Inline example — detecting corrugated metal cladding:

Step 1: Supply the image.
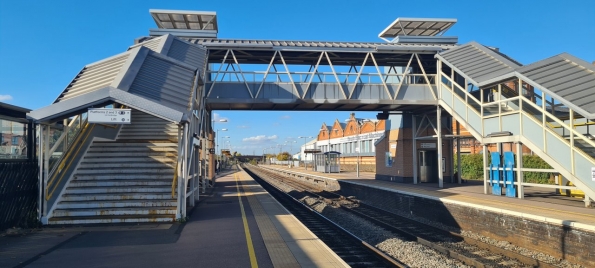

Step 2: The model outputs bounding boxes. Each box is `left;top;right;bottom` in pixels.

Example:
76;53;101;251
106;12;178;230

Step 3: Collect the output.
517;53;595;115
438;42;520;85
56;54;130;103
188;38;455;49
128;54;195;112
167;39;207;71
132;37;163;51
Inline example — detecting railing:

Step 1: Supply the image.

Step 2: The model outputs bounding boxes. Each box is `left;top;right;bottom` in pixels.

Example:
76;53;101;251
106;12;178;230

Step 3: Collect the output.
439;72;595;199
46;116;92;200
171;164;178;198
47;114;86;175
207;70;436;85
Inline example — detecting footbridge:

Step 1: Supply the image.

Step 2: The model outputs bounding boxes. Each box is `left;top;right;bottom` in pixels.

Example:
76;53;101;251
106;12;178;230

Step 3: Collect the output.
27;9;594;225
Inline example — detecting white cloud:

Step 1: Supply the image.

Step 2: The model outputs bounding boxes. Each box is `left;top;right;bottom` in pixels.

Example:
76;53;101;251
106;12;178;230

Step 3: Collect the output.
280;115;291;120
0;95;13;101
237;125;250;129
242;135;278;143
213;113;229;122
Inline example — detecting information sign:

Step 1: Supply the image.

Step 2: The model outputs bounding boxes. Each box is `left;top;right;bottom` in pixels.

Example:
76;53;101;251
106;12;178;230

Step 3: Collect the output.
420;143;436;149
88;108;131;124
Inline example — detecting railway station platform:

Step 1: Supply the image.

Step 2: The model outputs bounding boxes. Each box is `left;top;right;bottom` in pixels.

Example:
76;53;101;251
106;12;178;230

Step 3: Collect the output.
263;164;595;230
259;164;595;266
0;168;348;268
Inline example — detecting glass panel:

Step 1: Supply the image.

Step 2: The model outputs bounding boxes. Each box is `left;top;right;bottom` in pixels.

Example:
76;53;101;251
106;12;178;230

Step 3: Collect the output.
500;81;519;99
441;74;452;89
482;102;500;117
502;99;520;113
521;99;543;123
0;119;27;159
452;81;466;100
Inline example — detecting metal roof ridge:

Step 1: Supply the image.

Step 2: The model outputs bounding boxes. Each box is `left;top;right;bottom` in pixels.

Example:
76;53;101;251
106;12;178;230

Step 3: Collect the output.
191;37;440;45
519;52;595;74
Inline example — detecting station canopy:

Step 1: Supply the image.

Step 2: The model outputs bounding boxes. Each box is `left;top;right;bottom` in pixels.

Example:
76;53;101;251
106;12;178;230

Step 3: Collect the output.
379;18;457;38
150;9;218;32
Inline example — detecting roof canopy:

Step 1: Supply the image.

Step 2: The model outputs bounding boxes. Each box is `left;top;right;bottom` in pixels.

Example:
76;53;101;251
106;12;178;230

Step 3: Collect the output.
379;18;457;38
150;9;218;31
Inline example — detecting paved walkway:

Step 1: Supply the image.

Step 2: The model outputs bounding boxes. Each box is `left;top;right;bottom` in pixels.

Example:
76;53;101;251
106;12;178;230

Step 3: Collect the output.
0;168;347;268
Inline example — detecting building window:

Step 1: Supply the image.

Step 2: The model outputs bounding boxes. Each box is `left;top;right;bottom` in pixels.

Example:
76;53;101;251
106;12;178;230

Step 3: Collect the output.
12;136;18;145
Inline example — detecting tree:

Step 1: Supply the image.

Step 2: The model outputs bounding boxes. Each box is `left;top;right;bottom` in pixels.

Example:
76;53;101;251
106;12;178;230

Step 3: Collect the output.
276;151;291;161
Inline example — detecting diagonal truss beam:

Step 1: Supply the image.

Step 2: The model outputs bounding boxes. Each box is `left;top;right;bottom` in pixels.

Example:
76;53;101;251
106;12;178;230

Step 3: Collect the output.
393;54;415;100
206;49;230;98
370;53;393;100
278;51;300;99
229;50;254;98
348;53;370;99
415;53;437;100
324;51;347;99
255;50;278;98
302;52;324;99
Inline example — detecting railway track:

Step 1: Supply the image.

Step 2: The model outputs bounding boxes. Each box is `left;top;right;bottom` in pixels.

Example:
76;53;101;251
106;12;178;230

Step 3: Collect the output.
241;165;407;268
245;164;560;268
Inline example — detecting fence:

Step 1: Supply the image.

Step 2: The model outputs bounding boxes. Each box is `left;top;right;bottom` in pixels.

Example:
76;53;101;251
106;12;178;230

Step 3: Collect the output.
0;161;39;231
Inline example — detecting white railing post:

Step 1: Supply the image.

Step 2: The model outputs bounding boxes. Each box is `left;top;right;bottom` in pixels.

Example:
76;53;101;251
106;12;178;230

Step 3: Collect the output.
176;125;183;220
42;124;50;224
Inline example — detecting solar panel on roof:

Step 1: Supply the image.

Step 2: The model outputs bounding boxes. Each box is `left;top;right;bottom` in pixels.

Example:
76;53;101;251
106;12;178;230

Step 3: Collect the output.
379;18;457;38
150;9;218;32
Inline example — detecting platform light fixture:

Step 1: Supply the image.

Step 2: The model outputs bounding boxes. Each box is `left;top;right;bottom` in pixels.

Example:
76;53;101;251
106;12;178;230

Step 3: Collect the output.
298;136;313;170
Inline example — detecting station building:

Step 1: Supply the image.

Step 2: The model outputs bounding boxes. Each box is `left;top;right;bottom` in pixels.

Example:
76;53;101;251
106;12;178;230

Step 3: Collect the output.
312;113;385;171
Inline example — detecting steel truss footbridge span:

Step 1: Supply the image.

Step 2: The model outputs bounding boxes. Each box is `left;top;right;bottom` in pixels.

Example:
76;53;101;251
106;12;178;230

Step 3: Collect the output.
27;9;594;225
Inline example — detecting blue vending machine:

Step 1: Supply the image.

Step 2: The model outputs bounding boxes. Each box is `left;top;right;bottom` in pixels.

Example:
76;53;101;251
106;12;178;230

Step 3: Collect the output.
503;151;516;197
490;152;501;195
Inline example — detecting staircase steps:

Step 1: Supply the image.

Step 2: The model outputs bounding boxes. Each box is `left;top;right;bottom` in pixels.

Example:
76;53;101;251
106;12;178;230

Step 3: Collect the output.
70;179;171;187
48;110;180;225
61;193;174;201
48;215;175;225
56;200;177;209
52;207;177;217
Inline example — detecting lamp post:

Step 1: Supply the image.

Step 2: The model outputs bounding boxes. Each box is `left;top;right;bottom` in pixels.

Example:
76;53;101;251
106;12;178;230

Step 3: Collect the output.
216;129;228;171
222;136;230;168
278;144;283;154
286;140;296;166
212;119;227;174
346;118;370;177
298;136;313;170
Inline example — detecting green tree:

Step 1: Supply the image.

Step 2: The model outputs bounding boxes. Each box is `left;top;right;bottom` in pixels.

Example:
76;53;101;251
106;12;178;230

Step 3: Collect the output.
276;152;291;161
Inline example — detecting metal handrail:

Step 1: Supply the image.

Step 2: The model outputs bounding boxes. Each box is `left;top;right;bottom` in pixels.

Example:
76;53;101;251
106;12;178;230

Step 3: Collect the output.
441;82;481;118
171;163;178;198
46;120;93;200
441;74;482;105
444;77;595;163
48;115;84;176
208;70;436;84
520;96;595;155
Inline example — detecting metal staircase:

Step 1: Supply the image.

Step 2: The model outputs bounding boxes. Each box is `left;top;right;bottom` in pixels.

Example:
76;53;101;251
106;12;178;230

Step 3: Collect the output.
48;110;180;224
438;66;595;206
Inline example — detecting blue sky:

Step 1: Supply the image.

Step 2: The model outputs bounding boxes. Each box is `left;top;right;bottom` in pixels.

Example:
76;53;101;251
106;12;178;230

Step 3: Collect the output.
1;0;594;155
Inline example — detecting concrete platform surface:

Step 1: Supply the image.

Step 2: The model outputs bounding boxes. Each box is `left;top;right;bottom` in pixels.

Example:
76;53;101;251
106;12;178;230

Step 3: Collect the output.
0;168;348;268
266;165;595;232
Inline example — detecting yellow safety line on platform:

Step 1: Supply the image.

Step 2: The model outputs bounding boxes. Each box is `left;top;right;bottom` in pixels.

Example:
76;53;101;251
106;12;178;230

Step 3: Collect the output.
235;173;258;268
